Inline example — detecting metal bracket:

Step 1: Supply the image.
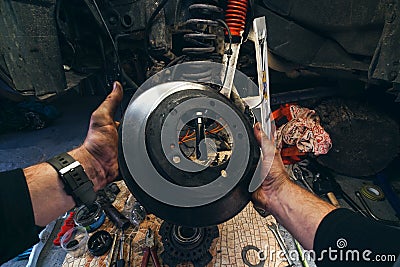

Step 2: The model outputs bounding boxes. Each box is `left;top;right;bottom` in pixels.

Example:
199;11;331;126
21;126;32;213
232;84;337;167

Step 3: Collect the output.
246;17;272;139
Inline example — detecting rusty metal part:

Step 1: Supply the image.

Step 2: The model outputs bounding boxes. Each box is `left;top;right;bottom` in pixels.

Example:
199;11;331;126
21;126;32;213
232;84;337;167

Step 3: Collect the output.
159;222;219;267
355;191;400;227
241;245;265;267
292;165;315;194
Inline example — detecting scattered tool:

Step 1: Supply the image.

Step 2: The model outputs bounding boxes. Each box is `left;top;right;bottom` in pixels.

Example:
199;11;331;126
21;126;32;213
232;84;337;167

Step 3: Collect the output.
307;161;340;207
141;228;161;267
266;221;295;267
313;176;340;207
97;190;130;230
303;162;370;216
53;212;75;246
104;182;121;203
74;202;106;233
293;238;309;267
355;191;400;227
292;165;315;193
107;233;118;267
360;184;385;201
241;245;265;267
88;230;112;256
332;182;368;217
114;230;126;267
127;237;132;267
15;247;33;261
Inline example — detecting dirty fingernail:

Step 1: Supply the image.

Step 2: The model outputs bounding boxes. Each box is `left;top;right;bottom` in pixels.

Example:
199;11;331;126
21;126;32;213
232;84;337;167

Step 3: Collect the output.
113;82;120;91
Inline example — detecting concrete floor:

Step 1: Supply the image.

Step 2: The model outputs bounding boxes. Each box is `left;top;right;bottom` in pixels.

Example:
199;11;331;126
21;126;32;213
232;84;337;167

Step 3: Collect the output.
0;92;103;171
0;91;106;267
0;90;399;266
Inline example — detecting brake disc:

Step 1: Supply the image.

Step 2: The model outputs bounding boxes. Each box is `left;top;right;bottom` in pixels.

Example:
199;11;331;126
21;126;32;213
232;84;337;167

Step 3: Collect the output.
119;62;264;227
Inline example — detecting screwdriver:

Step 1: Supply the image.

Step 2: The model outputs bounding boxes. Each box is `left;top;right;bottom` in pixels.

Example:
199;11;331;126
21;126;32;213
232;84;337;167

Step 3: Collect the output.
127;237;132;267
115;230;125;267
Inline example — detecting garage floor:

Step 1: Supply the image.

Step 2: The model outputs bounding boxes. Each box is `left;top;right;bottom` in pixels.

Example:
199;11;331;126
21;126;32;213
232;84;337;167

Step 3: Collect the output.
0;91;106;267
0;90;399;267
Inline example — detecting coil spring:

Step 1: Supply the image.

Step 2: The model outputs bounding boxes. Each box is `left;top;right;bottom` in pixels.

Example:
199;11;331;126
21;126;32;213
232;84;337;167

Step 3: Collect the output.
225;0;248;37
180;1;224;81
182;1;224;58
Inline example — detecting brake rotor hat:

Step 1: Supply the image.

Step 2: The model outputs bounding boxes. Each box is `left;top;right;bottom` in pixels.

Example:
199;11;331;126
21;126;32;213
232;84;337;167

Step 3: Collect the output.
119;61;275;227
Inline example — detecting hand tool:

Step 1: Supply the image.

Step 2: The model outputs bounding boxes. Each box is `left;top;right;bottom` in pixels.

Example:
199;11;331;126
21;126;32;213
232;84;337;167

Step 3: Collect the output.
325;178;368;217
88;230;112;256
141;228;161;267
97;190;131;230
292;165;315;193
313;176;340;207
293;238;309;267
107;233;118;267
127;237;132;267
252;16;272;138
114;230;126;267
340;189;368;217
15;247;33;261
104;183;121;203
308;161;340;207
355;191;400;227
304;162;369;216
53;212;75;246
266;221;295;267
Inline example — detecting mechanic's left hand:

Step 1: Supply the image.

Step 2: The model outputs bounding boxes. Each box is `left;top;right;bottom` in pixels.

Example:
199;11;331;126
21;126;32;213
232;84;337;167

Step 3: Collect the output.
71;81;123;191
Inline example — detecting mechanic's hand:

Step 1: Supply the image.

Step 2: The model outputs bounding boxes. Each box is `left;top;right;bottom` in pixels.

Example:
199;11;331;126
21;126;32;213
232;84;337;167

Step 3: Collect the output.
71;82;123;191
252;122;290;212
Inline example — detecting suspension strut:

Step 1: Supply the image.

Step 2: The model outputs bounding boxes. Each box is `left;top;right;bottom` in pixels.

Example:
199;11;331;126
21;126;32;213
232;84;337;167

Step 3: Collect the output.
224;0;249;41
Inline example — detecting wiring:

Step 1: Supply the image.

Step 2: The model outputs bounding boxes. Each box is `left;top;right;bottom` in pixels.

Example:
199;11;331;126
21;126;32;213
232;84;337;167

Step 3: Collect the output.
217;19;233;92
89;0;139;93
179;123;227;144
91;0;120;69
55;0;77;70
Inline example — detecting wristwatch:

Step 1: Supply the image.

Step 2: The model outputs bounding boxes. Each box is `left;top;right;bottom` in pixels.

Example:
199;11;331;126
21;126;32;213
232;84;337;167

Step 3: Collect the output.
47;152;96;207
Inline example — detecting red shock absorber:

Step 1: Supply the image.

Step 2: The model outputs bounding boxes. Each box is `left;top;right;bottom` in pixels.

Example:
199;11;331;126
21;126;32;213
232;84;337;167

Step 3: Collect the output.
225;0;249;38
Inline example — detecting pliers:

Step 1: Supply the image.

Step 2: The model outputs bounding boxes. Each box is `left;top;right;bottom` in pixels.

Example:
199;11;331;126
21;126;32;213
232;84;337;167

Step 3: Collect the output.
141;228;161;267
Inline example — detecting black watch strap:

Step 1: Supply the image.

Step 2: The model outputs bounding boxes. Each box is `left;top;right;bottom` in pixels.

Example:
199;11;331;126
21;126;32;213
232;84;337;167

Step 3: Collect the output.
47;153;96;207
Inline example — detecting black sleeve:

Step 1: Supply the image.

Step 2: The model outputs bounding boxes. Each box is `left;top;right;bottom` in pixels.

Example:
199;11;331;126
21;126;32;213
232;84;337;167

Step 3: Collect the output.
314;208;400;267
0;169;41;264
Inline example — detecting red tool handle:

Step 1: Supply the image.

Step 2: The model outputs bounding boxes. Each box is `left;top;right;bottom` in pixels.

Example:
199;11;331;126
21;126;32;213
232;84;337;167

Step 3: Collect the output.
141;248;150;267
53;212;75;246
150;247;161;267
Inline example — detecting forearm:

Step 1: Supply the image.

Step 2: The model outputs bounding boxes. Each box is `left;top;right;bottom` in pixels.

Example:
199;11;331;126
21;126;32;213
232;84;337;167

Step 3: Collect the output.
266;176;336;249
24;147;105;227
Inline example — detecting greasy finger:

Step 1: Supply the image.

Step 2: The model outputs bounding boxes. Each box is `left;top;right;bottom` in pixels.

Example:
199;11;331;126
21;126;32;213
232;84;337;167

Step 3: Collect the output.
253;123;274;153
98;81;124;117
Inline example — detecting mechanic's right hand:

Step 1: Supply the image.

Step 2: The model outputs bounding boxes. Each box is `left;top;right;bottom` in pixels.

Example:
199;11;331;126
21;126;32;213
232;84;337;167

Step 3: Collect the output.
252;122;291;213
